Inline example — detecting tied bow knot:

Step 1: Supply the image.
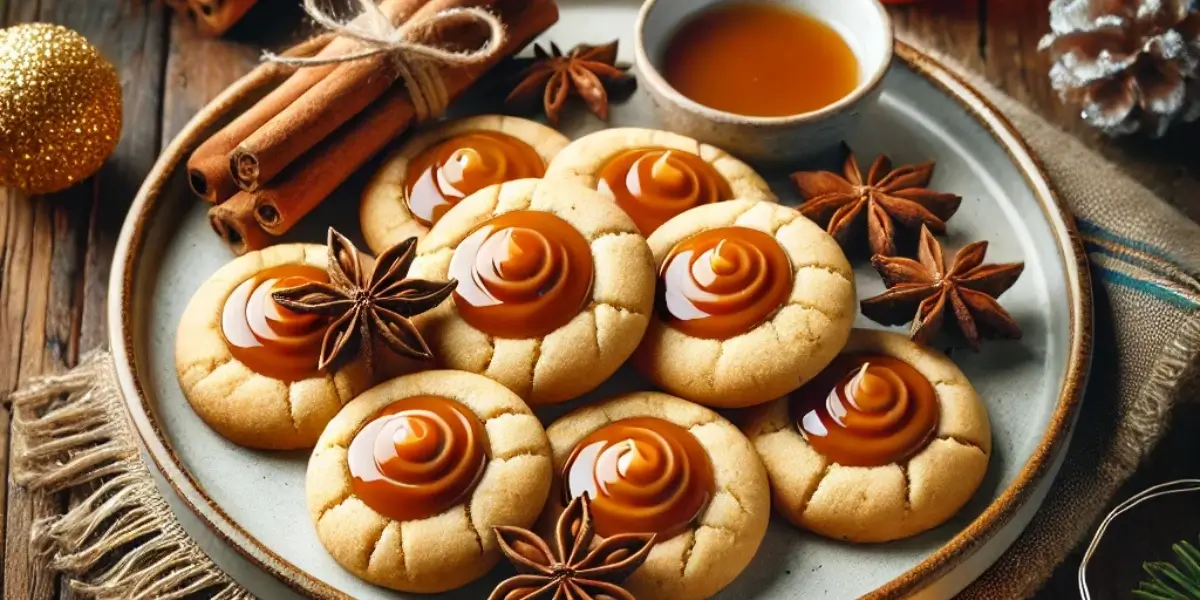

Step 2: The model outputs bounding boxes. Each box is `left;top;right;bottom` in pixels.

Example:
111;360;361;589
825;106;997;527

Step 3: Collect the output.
264;0;507;121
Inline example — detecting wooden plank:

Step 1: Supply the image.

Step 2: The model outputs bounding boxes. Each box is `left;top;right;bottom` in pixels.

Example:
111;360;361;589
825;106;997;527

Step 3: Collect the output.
889;0;986;74
72;0;170;352
159;1;309;145
0;9;29;582
0;3;169;600
4;0;36;22
4;196;57;600
0;188;35;600
53;4;170;600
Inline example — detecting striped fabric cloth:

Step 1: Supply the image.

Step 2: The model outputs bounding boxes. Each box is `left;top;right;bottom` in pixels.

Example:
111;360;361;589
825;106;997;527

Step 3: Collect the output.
914;41;1200;598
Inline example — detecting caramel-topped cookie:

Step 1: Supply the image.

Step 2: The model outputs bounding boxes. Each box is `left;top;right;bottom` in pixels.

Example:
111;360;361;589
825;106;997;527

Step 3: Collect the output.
543;392;770;600
307;370;552;592
408;177;656;405
743;329;992;542
175;244;370;450
361;115;570;253
633;199;856;408
544;127;776;235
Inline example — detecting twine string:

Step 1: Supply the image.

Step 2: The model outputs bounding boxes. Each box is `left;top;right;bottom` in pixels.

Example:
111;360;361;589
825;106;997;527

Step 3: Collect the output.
263;0;506;120
1078;478;1200;599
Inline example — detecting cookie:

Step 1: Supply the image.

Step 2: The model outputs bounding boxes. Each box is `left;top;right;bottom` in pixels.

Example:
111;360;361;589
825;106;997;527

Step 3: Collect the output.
361;115;570;253
543;127;776;235
742;328;992;542
306;370;553;592
408;177;656;405
632;199;856;408
175;243;370;450
542;391;770;600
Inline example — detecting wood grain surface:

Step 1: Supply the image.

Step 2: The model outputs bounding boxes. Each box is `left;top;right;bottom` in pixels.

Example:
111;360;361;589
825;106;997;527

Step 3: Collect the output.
0;0;1196;598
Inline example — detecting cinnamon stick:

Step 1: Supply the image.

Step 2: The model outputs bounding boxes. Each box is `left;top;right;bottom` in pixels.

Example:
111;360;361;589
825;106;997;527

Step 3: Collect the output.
251;0;557;237
185;0;426;204
208;194;273;255
229;0;497;193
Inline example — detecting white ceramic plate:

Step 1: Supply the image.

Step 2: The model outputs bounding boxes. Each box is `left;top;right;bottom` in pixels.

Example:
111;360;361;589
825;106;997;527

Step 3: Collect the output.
111;2;1092;598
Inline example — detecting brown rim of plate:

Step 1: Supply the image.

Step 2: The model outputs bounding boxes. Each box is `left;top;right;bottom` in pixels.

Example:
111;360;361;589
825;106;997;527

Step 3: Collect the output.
108;40;1093;600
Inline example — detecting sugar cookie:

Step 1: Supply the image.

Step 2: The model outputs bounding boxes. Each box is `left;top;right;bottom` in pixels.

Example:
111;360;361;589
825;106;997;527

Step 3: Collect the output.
633;199;855;407
408;177;655;405
306;370;552;592
175;243;370;450
743;328;992;542
542;391;770;600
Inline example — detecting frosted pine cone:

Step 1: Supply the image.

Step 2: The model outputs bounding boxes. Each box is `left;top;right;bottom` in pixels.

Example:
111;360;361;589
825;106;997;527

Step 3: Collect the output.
1040;0;1200;136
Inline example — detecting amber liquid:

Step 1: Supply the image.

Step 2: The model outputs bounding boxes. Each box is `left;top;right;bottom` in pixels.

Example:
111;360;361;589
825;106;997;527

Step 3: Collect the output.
662;2;860;117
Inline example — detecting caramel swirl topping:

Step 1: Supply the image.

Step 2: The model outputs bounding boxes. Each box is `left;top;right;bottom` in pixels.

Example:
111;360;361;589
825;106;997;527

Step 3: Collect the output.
221;264;330;382
348;395;488;522
563;417;714;539
598;147;733;234
658;226;793;340
791;354;940;467
449;210;593;339
405;131;547;226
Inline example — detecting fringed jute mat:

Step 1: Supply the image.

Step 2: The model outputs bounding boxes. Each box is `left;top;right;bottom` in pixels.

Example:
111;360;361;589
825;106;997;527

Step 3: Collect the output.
10;351;249;600
8;40;1200;599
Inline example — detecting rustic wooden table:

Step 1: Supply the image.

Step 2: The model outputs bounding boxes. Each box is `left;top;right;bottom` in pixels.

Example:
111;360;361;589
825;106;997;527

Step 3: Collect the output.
1;1;1197;598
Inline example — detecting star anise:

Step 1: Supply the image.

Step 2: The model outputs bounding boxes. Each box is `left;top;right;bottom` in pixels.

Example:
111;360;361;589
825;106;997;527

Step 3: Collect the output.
505;41;635;125
792;146;962;257
271;228;455;373
861;226;1025;350
490;495;655;600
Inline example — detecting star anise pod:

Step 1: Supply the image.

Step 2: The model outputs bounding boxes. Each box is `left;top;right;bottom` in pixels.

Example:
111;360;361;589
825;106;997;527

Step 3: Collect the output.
505;41;635;125
860;226;1024;351
792;146;962;257
490;495;655;600
271;228;456;373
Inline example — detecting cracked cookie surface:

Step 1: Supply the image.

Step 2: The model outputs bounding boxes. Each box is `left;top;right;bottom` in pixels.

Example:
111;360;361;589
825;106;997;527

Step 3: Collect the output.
542;391;770;600
306;369;552;592
633;199;856;408
174;243;370;450
742;328;992;542
408;177;656;405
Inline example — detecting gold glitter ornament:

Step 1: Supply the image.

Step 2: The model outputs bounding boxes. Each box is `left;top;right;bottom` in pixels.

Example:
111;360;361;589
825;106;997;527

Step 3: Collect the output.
0;23;122;194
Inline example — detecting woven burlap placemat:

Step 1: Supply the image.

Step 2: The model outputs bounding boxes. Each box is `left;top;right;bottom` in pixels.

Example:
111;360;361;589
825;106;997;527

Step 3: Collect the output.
8;40;1200;599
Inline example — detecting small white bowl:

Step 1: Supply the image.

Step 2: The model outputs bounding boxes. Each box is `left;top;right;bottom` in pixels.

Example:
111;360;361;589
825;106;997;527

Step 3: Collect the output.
635;0;894;165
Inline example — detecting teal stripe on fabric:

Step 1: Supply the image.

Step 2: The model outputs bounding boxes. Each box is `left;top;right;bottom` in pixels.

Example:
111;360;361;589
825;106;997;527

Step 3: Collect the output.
1077;218;1193;274
1076;217;1200;310
1089;261;1200;311
1084;236;1190;283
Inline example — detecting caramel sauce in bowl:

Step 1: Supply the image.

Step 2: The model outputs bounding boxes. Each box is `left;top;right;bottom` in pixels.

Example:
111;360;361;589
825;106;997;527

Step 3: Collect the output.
662;3;860;118
634;0;894;163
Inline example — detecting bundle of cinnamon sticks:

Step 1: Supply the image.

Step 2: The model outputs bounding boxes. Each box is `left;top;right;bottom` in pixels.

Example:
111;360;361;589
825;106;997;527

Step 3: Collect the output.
191;0;559;254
